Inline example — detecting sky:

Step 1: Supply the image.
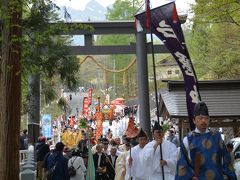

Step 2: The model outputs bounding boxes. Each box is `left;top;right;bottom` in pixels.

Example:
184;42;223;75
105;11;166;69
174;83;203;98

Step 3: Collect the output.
54;0;195;14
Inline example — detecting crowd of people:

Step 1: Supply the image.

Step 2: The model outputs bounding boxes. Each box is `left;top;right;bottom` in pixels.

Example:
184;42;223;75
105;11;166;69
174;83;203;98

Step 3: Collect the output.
20;101;238;180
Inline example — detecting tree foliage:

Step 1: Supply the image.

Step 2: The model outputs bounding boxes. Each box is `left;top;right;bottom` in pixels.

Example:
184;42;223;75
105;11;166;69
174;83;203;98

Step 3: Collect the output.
106;0;142;20
188;0;240;79
20;0;87;114
22;0;80;87
193;0;240;26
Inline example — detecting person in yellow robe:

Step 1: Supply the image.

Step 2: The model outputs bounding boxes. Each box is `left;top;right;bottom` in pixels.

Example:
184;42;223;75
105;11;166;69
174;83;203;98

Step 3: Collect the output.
61;130;67;145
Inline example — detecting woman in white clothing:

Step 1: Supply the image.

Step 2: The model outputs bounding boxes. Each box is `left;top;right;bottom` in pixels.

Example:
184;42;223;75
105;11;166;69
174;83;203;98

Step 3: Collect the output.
68;149;86;180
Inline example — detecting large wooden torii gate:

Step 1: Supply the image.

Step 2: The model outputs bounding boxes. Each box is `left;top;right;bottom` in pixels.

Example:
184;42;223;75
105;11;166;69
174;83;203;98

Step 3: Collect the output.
28;17;187;144
64;20;169;138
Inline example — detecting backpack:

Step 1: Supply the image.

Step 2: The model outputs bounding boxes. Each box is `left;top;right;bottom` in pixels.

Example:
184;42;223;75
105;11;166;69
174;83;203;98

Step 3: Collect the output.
45;161;58;180
68;157;81;177
23;137;28;149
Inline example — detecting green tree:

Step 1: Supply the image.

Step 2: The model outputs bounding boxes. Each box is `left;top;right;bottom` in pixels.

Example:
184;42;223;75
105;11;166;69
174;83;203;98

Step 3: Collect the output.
0;0;22;179
188;0;240;79
21;0;90;117
22;0;80;88
21;0;86;144
0;0;87;177
106;0;142;20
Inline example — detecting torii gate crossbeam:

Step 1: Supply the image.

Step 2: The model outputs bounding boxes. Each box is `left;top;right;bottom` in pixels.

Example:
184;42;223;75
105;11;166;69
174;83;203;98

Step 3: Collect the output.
56;21;169;55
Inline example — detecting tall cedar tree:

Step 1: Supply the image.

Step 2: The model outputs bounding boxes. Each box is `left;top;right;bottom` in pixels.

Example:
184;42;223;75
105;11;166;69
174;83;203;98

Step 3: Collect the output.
0;0;22;179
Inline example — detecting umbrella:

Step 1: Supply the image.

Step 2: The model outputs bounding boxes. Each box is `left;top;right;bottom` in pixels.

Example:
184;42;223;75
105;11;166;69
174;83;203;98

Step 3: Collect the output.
111;98;125;105
124;117;139;139
115;98;125;101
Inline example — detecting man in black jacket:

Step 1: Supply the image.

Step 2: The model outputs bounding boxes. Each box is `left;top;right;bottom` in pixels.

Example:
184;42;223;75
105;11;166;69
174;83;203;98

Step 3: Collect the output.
36;136;50;179
93;144;107;180
19;129;28;150
106;147;118;180
44;142;69;180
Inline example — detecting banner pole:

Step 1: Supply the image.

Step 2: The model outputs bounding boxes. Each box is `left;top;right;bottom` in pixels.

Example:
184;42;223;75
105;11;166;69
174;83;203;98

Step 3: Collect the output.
146;0;165;179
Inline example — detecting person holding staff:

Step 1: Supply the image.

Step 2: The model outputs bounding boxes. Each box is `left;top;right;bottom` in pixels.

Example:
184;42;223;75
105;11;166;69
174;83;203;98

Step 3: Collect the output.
140;122;178;180
126;128;149;180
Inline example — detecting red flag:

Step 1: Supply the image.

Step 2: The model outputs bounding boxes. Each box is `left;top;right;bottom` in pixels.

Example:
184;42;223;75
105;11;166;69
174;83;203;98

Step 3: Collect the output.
88;88;93;105
172;3;178;23
135;18;143;32
145;0;150;29
83;97;89;116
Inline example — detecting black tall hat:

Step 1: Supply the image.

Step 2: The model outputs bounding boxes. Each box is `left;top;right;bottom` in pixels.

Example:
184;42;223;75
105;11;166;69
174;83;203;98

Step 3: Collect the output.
125;137;131;143
152;121;163;132
137;128;148;138
102;138;109;144
194;101;209;117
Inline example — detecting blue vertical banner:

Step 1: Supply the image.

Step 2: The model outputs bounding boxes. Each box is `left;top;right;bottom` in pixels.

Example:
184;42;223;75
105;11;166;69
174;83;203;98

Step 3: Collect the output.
41;114;52;138
135;2;201;130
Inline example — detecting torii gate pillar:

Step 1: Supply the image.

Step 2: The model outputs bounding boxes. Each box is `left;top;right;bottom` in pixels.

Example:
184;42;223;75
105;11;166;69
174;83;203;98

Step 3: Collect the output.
136;32;152;139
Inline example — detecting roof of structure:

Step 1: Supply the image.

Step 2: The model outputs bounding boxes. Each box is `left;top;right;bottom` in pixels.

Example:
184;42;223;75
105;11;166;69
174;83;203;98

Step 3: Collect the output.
157;56;178;67
160;80;240;119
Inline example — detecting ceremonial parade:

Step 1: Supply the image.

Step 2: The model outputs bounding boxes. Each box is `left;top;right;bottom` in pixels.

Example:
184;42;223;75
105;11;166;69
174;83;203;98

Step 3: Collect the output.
25;97;238;180
1;0;240;180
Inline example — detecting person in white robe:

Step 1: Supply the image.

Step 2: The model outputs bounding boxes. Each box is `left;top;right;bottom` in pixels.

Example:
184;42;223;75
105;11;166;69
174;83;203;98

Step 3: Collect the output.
139;122;178;180
126;129;149;180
